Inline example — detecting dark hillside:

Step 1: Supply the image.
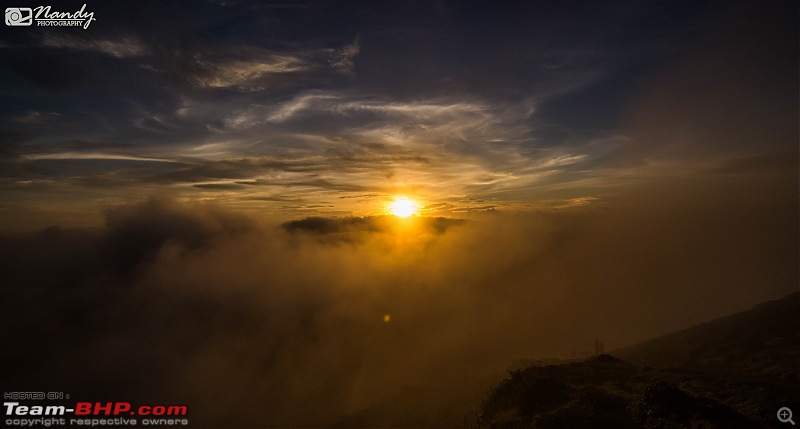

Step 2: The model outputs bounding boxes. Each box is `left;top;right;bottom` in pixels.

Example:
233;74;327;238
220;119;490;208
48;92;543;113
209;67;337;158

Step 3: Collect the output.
615;292;800;379
476;293;800;429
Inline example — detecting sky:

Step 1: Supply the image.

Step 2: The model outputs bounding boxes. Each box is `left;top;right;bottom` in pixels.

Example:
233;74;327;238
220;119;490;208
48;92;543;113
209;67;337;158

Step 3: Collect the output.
0;0;794;228
0;0;798;427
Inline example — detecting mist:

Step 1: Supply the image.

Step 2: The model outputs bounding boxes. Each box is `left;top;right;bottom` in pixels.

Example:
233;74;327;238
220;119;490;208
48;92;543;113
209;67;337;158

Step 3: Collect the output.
1;172;796;426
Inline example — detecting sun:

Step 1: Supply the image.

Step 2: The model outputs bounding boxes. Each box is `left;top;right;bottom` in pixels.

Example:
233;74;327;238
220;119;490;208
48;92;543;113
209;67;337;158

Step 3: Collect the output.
388;197;419;217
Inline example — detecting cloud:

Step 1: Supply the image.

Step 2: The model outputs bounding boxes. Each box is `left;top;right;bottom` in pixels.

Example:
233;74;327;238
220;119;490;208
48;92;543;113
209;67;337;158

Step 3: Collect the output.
328;36;360;75
40;35;151;58
170;39;361;92
282;214;463;237
23;152;175;162
192;183;246;190
11;110;67;125
1;191;795;426
0;0;795;229
0;91;549;207
190;54;311;90
283;178;367;192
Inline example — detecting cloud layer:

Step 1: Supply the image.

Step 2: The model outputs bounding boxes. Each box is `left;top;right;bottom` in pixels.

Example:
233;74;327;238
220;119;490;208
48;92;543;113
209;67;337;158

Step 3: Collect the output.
2;187;796;426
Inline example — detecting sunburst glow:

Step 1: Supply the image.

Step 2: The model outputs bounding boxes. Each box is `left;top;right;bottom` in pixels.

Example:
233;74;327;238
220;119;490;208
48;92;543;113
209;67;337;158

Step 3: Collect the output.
388;197;419;217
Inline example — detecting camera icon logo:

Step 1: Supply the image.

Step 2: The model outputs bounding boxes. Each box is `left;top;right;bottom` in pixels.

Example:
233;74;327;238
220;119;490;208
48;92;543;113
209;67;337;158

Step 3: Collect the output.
5;7;33;26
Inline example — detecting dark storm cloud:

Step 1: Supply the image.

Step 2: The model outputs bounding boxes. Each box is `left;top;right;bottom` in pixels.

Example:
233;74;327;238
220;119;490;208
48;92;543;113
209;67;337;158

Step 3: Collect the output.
1;187;796;426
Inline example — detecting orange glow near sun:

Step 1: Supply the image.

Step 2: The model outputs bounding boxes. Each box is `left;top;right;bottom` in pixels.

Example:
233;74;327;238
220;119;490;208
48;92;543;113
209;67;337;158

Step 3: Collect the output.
388;197;419;217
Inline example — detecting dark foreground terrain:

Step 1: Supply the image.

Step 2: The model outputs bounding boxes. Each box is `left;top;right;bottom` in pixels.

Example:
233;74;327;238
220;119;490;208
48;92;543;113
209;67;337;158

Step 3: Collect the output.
475;293;799;429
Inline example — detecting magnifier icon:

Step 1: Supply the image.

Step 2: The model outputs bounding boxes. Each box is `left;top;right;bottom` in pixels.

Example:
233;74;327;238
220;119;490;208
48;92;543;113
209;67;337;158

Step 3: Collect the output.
778;407;795;425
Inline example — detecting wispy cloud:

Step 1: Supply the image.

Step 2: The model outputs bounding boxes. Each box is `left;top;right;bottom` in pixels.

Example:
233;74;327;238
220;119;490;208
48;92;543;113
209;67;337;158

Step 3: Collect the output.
171;38;361;92
0;86;615;217
22;152;176;163
190;55;310;90
1;0;793;225
327;36;360;75
40;35;151;58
